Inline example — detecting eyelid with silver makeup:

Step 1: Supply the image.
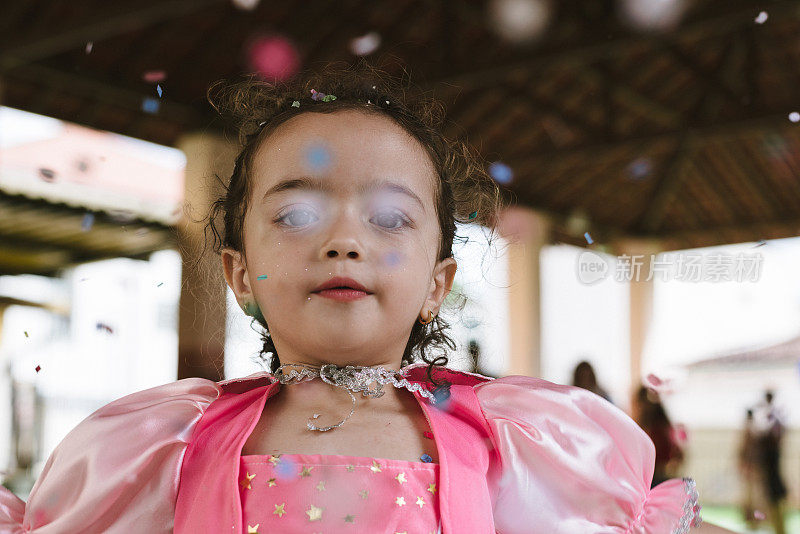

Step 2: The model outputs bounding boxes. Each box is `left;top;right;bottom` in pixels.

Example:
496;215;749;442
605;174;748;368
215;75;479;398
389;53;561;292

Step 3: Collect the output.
272;204;413;231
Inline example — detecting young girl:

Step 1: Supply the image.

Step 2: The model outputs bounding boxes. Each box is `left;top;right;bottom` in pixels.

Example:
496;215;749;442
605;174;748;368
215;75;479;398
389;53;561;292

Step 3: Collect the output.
0;64;735;533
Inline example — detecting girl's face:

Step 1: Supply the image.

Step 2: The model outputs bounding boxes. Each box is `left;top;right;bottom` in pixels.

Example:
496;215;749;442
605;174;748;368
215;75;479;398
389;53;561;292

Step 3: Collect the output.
222;110;457;369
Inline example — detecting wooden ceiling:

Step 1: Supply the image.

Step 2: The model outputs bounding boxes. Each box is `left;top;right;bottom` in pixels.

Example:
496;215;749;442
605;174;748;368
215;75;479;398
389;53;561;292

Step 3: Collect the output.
1;0;800;255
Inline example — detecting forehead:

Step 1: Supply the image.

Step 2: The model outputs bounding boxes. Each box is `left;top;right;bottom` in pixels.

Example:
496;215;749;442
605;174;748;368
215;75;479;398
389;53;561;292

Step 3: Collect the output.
251;110;437;201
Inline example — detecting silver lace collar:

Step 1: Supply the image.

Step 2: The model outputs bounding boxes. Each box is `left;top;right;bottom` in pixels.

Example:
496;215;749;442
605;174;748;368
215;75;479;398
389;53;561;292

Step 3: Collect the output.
274;363;438;432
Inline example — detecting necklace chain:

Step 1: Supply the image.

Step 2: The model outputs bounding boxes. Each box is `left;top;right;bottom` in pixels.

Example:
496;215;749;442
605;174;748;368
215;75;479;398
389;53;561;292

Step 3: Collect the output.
274;363;437;432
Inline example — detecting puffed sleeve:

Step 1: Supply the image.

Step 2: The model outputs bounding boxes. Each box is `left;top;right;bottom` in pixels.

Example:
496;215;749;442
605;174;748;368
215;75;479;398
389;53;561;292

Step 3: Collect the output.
0;377;220;534
475;376;703;534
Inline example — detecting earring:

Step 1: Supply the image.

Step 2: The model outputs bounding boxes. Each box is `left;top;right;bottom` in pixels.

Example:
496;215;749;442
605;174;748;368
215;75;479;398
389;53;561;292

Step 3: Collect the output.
418;310;434;325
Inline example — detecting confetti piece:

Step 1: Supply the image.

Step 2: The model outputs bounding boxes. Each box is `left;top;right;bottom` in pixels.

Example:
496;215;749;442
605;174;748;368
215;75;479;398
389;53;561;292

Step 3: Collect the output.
24;331;28;338
321;94;336;102
141;97;160;114
96;322;114;334
423;431;433;439
755;11;768;24
156;84;163;98
38;168;56;182
310;89;325;101
753;240;767;248
789;111;800;123
305;142;332;172
248;35;300;81
157;282;164;287
257;274;268;280
291;100;300;107
85;41;93;54
754;510;766;520
645;373;663;387
231;0;261;10
420;454;433;463
349;32;381;56
142;70;166;83
584;232;593;244
469;211;478;220
35;365;41;373
81;213;95;232
627;157;652;180
383;251;403;267
488;161;513;184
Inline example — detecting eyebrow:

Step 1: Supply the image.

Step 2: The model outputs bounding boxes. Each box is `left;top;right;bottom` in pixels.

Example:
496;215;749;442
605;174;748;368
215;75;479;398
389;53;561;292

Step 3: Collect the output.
261;176;426;211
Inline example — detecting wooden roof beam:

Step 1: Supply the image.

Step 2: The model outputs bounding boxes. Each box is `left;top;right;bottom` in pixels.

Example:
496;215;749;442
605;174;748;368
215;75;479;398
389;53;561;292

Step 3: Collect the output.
0;0;226;71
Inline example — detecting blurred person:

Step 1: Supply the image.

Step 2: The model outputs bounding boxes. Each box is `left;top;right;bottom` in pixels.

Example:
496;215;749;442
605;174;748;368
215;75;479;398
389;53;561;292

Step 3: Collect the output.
572;360;613;404
753;390;788;534
738;409;765;531
632;385;685;489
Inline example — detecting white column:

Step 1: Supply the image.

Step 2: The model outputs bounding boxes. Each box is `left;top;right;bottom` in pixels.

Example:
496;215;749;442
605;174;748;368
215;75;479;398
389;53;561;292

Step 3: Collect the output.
497;207;551;378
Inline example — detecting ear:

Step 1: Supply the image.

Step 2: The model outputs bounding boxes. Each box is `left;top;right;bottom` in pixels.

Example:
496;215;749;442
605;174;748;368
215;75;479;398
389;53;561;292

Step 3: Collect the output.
422;257;458;317
221;247;253;307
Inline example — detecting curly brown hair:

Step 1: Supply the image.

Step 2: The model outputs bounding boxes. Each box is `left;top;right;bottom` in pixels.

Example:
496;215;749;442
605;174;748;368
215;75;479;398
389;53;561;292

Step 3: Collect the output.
205;61;503;386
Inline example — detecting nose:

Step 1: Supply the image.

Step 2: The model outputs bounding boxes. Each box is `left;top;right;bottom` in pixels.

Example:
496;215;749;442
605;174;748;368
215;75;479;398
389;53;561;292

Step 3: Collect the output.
326;248;359;259
320;207;363;260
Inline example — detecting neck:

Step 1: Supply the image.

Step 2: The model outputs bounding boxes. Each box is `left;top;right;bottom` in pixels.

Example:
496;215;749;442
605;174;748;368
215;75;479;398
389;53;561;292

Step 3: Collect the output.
272;361;409;414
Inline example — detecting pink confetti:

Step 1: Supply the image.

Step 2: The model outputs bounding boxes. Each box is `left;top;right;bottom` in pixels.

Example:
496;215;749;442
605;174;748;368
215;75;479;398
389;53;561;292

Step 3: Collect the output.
247;35;300;81
142;70;167;83
754;510;765;520
645;373;663;387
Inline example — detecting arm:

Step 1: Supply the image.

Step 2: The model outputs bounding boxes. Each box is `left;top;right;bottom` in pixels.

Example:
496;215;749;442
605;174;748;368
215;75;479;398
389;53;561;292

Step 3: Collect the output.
694;521;738;533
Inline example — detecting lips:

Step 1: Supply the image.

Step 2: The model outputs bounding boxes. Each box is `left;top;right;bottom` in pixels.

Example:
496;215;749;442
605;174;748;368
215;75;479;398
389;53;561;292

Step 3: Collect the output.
312;276;373;294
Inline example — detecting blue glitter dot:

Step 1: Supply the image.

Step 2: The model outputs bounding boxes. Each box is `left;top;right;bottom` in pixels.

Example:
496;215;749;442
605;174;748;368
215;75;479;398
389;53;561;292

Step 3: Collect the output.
384;250;403;267
275;458;299;479
305;143;332;172
141;97;160;114
420;454;432;463
488;161;513;184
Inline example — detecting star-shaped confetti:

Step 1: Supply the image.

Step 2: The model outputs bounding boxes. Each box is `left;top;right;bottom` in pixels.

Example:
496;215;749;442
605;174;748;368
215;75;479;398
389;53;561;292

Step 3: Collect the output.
240;471;256;490
369;460;382;473
247;524;259;533
395;496;406;506
395;472;407;484
346;464;355;472
300;466;314;477
359;489;369;499
344;514;355;523
316;481;326;491
267;477;276;487
416;496;426;508
268;454;281;466
292;100;300;107
306;504;323;521
427;483;437;494
273;503;286;517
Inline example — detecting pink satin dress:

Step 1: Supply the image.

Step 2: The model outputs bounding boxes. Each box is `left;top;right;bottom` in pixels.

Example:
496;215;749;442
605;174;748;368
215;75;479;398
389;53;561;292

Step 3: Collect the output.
238;453;440;533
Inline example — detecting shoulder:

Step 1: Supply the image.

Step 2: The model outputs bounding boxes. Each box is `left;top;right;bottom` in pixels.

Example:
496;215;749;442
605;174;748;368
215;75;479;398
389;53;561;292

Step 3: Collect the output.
474;375;703;533
17;377;221;532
